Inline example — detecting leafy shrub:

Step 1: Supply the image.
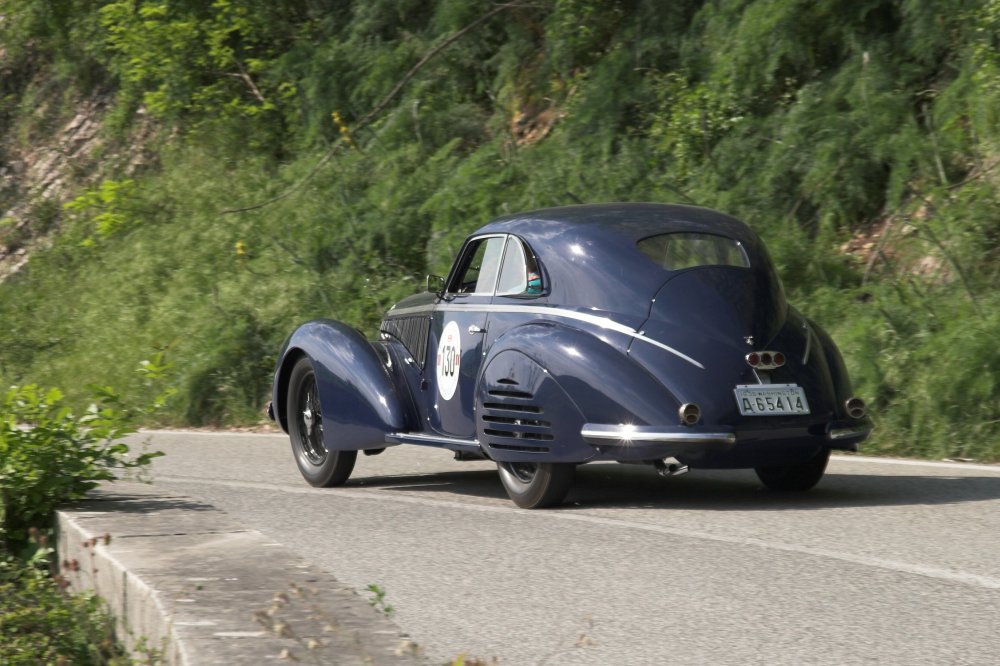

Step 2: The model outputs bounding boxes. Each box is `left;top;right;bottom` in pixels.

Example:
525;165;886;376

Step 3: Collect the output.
0;554;127;665
0;385;162;551
831;291;1000;462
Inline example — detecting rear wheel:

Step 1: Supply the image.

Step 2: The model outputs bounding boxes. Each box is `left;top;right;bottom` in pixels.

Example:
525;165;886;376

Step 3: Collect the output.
755;448;830;492
287;357;357;487
497;461;574;508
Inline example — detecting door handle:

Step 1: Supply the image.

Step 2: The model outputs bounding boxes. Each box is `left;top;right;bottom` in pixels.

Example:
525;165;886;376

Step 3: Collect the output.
468;325;486;334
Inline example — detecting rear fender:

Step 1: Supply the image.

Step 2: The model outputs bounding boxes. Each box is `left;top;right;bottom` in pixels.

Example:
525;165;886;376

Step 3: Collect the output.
273;320;410;451
478;322;680;462
477;349;585;462
809;319;854;415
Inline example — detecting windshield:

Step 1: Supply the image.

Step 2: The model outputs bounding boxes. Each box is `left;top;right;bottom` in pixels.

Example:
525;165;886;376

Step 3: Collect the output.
638;232;750;271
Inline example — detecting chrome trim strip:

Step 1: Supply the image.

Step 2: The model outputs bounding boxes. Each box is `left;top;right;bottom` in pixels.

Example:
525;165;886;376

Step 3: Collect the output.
581;424;736;445
387;303;705;369
630;330;705;369
386;305;437;316
802;321;812;365
385;432;479;447
827;425;873;441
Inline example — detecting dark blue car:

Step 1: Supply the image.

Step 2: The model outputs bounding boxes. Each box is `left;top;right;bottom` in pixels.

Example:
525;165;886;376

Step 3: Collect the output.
270;203;872;508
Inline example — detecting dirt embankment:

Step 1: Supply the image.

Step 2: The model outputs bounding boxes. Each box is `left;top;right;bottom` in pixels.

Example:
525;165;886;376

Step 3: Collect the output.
0;91;154;281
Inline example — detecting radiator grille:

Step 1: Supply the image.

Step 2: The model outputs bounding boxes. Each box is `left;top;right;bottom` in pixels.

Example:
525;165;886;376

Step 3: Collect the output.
379;316;430;368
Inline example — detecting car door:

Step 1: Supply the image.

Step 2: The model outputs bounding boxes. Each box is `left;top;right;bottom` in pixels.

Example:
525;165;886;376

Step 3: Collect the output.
428;235;506;438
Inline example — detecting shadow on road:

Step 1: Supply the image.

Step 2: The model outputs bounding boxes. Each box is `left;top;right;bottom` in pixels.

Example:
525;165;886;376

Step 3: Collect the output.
347;462;1000;512
76;491;218;514
568;464;1000;511
349;468;508;501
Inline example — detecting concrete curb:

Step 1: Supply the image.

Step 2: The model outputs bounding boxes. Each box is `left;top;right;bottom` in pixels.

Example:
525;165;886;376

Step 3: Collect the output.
56;480;425;665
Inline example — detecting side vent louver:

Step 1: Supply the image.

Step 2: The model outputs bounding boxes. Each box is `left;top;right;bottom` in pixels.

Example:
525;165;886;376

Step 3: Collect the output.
480;381;552;453
487;389;534;399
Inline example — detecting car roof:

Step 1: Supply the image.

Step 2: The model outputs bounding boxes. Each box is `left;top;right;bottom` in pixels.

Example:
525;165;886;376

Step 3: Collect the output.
467;203;778;318
475;203;762;248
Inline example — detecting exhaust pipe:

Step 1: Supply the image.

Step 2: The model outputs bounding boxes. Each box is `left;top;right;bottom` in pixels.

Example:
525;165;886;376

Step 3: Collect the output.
654;457;689;477
845;397;866;419
678;403;700;426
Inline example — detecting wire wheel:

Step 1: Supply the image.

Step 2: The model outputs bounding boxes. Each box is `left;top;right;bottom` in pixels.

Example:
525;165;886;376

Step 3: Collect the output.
295;370;326;465
755;447;830;492
497;461;574;509
287;357;356;487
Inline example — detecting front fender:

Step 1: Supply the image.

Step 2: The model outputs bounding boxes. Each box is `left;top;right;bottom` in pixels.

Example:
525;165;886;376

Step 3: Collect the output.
272;320;410;451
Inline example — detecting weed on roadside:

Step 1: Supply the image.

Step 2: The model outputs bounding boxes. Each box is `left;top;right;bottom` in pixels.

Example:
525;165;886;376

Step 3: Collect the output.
0;545;127;665
366;582;395;618
253;581;422;663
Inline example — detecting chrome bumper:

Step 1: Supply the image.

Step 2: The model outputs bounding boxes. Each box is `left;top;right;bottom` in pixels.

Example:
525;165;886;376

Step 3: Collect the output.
581;423;736;445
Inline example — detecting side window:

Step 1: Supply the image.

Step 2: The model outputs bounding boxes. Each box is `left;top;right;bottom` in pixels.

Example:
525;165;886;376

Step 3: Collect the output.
496;237;543;296
449;236;506;294
496;239;527;295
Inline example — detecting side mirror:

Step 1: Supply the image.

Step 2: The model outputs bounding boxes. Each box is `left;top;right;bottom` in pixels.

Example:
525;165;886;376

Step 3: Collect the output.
426;274;445;295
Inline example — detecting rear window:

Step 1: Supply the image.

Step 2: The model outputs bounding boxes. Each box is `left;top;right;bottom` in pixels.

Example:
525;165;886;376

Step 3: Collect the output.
637;233;750;271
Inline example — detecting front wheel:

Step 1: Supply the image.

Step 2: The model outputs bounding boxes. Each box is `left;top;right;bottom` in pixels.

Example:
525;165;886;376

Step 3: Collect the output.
497;461;574;509
287;357;357;487
754;448;830;492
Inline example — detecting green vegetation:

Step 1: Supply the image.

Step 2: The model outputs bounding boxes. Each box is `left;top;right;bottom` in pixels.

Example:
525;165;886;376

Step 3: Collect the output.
0;383;161;664
1;553;129;665
0;384;162;552
1;1;999;459
366;582;396;617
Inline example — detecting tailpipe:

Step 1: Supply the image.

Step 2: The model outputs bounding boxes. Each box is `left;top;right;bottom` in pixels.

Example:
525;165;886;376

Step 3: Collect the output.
678;403;701;426
845;397;867;420
654;457;689;477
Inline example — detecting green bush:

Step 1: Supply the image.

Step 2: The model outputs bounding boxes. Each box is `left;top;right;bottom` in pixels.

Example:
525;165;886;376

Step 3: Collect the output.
0;553;128;665
0;385;162;551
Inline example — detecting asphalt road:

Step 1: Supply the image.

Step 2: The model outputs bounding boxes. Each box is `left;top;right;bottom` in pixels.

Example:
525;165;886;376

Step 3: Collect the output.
132;430;1000;665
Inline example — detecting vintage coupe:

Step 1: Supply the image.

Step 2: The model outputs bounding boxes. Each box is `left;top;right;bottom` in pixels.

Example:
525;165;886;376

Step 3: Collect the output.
269;203;872;508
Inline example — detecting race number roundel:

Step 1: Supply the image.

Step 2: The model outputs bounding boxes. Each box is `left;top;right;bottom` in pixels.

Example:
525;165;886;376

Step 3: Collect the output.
436;320;462;401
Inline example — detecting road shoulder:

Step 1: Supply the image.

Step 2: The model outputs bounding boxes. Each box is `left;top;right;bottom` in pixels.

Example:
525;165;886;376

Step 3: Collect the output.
57;479;425;665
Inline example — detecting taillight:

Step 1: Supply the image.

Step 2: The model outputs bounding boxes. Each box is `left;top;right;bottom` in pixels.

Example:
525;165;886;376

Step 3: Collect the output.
745;351;786;370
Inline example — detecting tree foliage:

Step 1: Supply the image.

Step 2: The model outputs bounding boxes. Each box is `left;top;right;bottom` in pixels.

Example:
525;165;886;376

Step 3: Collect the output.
1;0;1000;458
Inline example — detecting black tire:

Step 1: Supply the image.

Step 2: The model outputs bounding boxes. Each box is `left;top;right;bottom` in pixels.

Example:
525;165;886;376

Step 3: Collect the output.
755;448;830;492
497;461;574;509
287;356;357;487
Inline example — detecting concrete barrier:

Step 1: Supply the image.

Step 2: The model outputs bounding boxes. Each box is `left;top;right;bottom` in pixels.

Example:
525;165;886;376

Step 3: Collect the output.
56;480;425;665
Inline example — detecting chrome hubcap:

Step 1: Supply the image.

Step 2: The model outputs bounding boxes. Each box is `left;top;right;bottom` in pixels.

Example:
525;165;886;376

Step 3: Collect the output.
297;376;326;465
506;462;537;484
303;406;315;438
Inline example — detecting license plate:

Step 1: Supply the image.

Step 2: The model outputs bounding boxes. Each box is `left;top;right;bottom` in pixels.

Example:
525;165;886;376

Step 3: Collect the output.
734;384;810;416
